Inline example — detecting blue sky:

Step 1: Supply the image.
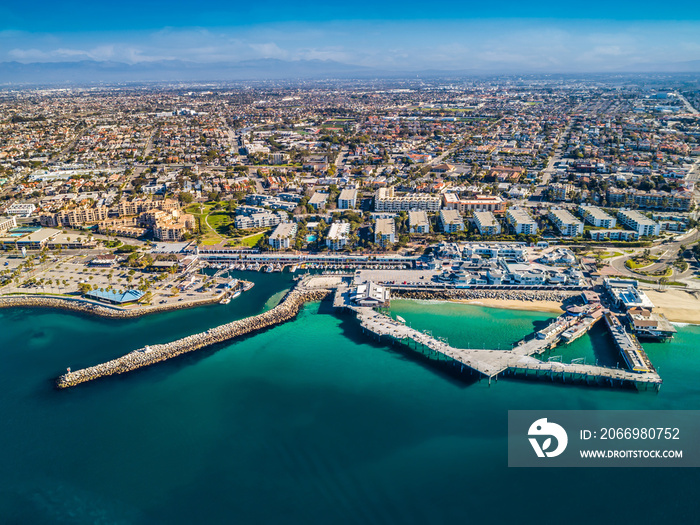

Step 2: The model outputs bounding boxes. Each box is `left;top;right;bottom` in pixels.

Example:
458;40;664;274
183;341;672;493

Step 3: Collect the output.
1;1;700;71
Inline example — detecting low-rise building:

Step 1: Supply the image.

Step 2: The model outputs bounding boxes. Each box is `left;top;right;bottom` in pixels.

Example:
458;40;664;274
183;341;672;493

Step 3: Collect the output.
506;207;538;235
588;229;639;241
308;192;329;211
269;222;297;250
326;222;351;250
6;202;36;217
0;216;17;234
578;204;617;228
337;188;358;209
473;211;501;236
408;210;430;234
374;218;396;248
617;210;660;237
440;209;465;233
548;208;584;237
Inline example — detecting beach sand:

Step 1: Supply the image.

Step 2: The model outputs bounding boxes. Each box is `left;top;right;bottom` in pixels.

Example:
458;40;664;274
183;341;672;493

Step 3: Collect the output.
451;298;564;314
643;289;700;324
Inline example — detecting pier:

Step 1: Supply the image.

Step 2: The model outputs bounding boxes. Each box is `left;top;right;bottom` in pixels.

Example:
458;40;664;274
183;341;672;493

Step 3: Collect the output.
343;294;662;390
56;287;330;388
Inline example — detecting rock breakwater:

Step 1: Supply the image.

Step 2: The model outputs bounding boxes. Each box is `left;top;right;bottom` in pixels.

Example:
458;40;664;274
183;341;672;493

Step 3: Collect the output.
0;294;221;318
56;288;330;388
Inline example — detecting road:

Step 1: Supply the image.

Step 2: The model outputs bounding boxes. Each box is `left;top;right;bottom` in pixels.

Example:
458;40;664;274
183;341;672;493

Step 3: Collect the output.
677;92;700;115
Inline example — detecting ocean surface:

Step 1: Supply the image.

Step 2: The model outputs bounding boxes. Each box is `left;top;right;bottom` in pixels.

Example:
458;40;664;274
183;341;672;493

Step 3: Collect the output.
2;272;700;524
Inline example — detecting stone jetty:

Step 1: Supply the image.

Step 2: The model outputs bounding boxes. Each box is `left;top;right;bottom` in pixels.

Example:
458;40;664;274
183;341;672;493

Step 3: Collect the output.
0;294;222;318
392;288;576;303
56;288;330;388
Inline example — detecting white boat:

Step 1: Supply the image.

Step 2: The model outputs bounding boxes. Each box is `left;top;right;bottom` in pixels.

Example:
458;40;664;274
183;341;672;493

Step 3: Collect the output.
230;289;242;299
219;297;231;305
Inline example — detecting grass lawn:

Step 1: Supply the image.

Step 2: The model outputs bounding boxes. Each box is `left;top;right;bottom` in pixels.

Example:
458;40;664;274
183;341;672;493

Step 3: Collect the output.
599;251;622;259
625;258;653;270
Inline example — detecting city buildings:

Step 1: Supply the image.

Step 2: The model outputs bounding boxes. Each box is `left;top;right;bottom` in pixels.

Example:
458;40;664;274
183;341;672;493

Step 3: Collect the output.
440;209;465;233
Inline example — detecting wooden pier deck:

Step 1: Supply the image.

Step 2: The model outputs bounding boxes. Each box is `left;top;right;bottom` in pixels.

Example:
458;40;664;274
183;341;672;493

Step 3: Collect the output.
351;306;662;389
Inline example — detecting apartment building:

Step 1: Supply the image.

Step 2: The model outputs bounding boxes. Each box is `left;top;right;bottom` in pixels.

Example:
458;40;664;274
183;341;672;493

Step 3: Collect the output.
588;229;639;241
473;211;501;236
375;187;441;212
374;218;396;248
440;209;465;233
269;222;297;250
326;222;351;250
442;193;505;214
6;202;36;217
0;216;17;234
506;207;538;235
617;209;661;237
606;188;693;212
548;209;584;237
308;192;329;211
235;211;286;229
408;210;430;234
337;188;358;209
578;204;617;228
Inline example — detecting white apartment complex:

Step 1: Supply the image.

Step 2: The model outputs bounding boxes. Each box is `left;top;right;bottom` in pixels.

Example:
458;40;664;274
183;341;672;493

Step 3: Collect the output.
408;211;430;234
269;222;298;250
578;204;617;228
506;207;538;235
548;209;584;237
374;218;396;248
326;222;351;250
337;188;358;209
473;211;501;236
617;210;661;237
440;209;465;233
0;216;17;234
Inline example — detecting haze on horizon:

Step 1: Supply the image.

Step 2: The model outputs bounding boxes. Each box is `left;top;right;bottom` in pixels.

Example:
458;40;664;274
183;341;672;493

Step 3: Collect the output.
2;0;700;75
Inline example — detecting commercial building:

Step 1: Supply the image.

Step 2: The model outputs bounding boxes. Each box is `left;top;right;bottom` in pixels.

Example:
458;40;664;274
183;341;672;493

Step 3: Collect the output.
548;209;584;237
351;281;390;307
506;207;538;235
408;211;430;234
375;187;441;212
617;210;661;237
326;222;351;250
473;211;501;236
374;218;396;248
337;188;358;209
269;222;297;250
440;209;465;233
578;205;617;228
84;289;145;305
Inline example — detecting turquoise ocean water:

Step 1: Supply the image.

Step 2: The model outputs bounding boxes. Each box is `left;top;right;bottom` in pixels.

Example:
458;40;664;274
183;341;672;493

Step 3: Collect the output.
1;273;700;523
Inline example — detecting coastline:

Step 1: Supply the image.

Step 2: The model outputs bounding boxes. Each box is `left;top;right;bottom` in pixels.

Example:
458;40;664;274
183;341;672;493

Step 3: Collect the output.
643;289;700;325
0;293;223;318
448;298;564;314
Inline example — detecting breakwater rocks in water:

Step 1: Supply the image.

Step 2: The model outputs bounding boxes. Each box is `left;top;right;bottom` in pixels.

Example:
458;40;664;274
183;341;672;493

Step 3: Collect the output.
0;294;221;318
392;288;577;303
56;288;330;389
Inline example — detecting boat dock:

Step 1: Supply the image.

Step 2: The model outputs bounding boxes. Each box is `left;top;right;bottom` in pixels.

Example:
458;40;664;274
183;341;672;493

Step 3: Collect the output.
346;302;662;390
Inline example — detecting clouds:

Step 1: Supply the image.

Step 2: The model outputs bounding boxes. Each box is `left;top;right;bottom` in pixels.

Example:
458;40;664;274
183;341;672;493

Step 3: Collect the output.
0;19;699;72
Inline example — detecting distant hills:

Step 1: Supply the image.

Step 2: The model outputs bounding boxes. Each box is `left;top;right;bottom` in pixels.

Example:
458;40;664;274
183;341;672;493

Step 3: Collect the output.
1;58;700;85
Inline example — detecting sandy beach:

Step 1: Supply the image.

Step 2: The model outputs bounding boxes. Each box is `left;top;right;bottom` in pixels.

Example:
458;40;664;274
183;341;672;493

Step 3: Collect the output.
451;298;565;314
643;288;700;324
